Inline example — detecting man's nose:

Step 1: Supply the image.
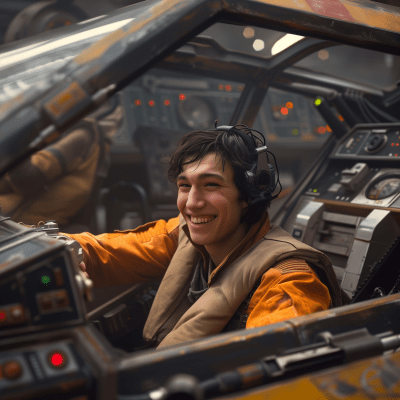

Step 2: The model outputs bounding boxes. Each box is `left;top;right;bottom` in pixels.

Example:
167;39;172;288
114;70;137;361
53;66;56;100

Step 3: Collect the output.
186;187;206;208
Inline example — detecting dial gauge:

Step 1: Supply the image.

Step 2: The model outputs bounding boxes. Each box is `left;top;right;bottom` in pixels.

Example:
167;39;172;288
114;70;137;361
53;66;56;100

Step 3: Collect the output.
366;176;400;200
177;96;216;130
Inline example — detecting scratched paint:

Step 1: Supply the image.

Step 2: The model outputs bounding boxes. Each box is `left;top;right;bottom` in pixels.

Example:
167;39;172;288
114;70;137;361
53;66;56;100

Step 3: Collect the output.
221;352;400;400
305;0;355;22
343;2;400;34
311;353;400;399
256;0;400;34
256;0;314;13
44;81;87;118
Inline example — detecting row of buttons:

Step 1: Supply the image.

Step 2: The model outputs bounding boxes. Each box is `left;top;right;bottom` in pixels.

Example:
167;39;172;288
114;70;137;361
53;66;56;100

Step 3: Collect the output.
36;289;70;314
0;304;26;327
0;350;68;382
335;196;351;201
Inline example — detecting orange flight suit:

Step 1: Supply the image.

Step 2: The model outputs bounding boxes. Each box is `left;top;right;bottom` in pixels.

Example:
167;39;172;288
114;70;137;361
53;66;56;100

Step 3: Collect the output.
68;213;331;329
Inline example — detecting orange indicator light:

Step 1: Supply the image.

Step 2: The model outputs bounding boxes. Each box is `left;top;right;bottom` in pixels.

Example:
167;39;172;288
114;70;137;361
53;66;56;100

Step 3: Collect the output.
148;100;155;107
280;107;288;115
218;84;224;90
225;85;232;92
179;94;186;101
338;115;344;121
286;102;293;109
318;126;326;134
134;100;141;106
326;125;332;132
397;143;399;147
392;143;395;146
164;99;170;106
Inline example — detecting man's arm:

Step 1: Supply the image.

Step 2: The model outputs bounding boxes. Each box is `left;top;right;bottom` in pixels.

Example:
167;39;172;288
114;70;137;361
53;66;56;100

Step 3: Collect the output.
68;217;180;288
246;259;331;328
1;125;95;198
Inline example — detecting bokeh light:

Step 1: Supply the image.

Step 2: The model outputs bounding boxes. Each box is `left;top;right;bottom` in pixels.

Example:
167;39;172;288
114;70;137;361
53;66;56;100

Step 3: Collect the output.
243;27;255;38
253;39;265;51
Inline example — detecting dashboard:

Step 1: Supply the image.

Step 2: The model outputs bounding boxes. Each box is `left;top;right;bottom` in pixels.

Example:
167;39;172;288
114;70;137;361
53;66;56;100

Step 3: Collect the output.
282;123;400;298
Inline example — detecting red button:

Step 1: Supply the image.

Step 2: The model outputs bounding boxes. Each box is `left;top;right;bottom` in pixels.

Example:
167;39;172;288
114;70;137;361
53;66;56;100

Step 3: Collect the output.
3;361;22;380
48;351;67;369
0;310;8;325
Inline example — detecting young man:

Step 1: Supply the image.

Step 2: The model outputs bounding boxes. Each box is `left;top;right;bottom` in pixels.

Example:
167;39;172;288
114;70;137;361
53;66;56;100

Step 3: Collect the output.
71;125;347;348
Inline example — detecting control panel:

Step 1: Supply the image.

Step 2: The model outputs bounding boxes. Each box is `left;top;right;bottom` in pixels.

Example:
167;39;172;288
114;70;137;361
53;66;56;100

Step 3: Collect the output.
336;127;400;159
0;340;91;399
282;123;400;298
0;217;87;339
110;69;329;153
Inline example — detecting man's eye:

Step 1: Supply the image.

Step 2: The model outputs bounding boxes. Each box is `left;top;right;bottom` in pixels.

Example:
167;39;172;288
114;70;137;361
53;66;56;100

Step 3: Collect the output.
206;183;220;187
178;184;190;188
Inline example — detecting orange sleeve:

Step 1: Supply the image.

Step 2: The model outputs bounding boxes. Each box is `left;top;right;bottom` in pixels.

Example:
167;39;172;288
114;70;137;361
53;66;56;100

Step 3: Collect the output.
246;259;331;329
67;216;180;288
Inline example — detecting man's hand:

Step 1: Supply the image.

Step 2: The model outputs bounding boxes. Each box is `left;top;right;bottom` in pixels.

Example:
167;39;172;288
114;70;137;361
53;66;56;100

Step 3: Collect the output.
79;261;89;278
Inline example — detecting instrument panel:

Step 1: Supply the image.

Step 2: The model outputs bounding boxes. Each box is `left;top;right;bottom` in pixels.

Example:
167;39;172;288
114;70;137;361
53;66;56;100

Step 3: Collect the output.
0;218;86;339
283;123;400;299
335;127;400;160
303;124;400;208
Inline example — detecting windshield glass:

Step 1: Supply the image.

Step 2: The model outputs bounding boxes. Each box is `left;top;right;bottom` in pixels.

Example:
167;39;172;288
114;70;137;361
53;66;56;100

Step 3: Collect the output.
202;23;400;89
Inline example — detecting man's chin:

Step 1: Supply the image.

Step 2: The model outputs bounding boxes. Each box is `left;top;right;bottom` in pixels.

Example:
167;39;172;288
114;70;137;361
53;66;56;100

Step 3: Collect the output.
189;232;213;246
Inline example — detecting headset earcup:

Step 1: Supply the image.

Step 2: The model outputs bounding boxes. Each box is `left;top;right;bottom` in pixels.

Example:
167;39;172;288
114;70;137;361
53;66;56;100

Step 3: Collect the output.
254;163;275;194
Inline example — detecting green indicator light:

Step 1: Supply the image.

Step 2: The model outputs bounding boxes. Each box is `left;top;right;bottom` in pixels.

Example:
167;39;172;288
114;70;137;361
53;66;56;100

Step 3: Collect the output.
292;129;299;136
42;275;51;286
313;189;318;193
314;98;322;106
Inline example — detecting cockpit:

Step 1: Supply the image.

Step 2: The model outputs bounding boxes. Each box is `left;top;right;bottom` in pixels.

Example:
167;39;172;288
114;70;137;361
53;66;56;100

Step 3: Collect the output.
1;0;400;399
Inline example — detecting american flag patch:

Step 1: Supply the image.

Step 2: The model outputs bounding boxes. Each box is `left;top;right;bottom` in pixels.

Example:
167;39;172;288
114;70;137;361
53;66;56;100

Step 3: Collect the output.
273;259;312;275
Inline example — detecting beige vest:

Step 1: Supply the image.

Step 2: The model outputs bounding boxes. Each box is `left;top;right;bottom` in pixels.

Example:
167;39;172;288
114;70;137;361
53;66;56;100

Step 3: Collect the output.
143;220;344;349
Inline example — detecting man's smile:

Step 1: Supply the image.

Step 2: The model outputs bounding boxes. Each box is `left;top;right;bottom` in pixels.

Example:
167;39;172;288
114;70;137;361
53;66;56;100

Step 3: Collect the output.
188;215;217;225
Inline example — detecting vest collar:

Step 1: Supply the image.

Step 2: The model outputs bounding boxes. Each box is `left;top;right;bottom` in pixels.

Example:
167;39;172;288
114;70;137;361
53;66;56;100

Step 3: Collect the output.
182;212;271;286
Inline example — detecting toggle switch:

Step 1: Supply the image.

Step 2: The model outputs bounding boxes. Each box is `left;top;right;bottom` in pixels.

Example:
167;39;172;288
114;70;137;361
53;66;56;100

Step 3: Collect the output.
340;163;369;191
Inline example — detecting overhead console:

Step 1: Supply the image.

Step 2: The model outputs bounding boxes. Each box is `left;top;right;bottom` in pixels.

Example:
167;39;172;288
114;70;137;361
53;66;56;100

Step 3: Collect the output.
281;123;400;299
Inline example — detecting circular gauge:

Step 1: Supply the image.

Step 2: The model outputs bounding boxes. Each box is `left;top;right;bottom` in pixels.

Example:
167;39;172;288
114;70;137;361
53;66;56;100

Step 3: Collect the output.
366;175;400;200
177;96;216;130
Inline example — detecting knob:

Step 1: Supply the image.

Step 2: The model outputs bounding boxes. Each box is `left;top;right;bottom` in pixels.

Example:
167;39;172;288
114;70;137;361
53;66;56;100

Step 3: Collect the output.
3;361;22;380
103;303;129;335
366;134;387;153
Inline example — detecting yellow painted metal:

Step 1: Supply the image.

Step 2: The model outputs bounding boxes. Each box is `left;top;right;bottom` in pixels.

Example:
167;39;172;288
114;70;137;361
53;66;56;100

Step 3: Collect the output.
256;0;400;35
222;350;400;400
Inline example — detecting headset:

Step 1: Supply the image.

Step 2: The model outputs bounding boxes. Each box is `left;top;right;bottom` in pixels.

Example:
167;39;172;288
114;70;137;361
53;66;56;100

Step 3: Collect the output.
213;123;282;208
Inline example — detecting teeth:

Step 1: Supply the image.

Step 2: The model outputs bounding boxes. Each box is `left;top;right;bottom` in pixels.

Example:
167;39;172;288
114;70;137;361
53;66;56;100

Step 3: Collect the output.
191;216;215;224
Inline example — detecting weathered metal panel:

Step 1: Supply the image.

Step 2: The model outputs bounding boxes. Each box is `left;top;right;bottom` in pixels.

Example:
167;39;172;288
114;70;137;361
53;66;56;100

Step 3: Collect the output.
221;347;400;400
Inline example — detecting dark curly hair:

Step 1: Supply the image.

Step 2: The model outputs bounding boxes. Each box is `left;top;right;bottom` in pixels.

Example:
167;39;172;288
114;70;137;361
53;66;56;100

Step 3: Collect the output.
167;129;271;225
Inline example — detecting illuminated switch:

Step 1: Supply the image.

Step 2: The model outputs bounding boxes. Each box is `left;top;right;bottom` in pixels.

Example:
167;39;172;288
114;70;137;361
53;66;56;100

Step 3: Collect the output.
53;267;64;287
54;290;69;309
48;351;68;369
9;305;26;324
3;361;22;380
0;310;8;325
38;294;54;312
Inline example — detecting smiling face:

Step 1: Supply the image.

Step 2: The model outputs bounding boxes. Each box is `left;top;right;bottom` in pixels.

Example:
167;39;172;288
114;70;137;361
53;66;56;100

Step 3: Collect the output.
177;152;249;264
